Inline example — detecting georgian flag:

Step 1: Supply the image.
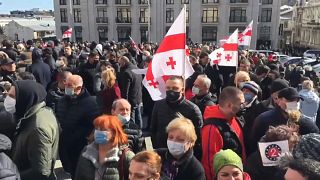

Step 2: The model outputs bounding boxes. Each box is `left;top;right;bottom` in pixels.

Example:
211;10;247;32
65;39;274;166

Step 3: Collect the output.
142;6;194;101
239;20;253;46
62;27;72;39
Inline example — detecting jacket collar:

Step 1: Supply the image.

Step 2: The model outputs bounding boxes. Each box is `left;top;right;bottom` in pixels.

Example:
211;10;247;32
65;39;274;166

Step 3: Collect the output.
16;101;46;131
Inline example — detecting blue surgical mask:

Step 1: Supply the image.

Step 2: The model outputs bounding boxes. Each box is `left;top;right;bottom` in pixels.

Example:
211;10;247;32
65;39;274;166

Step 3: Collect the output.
244;93;255;103
167;140;186;158
192;86;200;95
65;87;74;96
94;130;108;144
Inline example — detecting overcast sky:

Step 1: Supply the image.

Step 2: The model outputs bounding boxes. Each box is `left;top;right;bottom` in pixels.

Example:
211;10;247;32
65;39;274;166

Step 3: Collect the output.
0;0;53;14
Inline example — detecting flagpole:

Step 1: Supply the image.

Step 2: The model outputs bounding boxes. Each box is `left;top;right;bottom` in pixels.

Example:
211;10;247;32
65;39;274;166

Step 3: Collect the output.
236;28;239;73
183;4;187;93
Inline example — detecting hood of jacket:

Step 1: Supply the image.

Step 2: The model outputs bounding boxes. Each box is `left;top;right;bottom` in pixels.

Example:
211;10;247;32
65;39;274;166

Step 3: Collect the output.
204;105;229;120
299;89;319;103
14;80;47;119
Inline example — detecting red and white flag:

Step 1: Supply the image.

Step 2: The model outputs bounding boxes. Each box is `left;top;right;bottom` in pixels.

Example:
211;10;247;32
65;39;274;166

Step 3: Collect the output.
210;29;238;67
62;27;72;39
142;6;193;101
129;36;142;55
239;20;253;46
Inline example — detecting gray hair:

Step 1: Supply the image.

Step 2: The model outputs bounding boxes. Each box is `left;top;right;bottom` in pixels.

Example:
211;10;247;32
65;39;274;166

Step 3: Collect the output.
197;75;211;89
111;98;131;110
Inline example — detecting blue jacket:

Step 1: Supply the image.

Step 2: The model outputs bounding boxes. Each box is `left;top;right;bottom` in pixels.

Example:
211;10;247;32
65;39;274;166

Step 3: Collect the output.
299;89;319;122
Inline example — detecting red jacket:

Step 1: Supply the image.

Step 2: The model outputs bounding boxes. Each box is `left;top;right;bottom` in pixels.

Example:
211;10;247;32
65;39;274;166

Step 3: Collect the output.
201;105;246;180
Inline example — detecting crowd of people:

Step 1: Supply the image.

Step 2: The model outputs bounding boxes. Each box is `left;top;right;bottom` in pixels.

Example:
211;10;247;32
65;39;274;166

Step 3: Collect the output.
0;38;319;180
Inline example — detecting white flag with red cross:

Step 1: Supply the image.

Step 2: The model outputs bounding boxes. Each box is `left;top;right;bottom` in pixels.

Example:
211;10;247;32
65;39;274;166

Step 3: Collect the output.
209;48;225;66
62;27;72;39
142;6;193;101
238;20;253;46
213;29;238;67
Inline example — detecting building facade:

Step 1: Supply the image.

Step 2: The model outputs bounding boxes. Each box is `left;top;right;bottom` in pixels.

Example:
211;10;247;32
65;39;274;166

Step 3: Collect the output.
54;0;281;49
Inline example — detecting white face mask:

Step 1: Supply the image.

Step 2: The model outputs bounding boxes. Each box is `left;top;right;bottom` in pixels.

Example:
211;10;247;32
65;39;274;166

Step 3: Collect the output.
192;86;200;95
4;96;16;113
286;101;300;111
167;140;186;158
238;82;245;89
142;55;147;61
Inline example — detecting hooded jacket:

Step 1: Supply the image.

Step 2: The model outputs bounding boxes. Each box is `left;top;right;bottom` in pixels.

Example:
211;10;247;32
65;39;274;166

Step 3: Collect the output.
201;105;246;180
299;89;320;122
30;49;52;89
11;80;59;180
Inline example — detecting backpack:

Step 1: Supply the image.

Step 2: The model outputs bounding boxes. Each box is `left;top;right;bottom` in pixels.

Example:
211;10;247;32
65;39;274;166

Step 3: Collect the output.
202;118;243;156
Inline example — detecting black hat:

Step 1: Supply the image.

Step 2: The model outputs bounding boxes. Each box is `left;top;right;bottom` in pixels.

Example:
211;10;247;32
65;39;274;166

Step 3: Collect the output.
278;87;301;101
270;79;289;94
0;57;14;66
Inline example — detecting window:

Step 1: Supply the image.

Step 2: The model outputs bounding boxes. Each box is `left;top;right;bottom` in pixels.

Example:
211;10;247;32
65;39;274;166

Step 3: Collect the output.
262;0;273;4
166;0;174;4
74;26;82;42
73;9;81;23
259;26;271;40
229;7;246;22
73;0;80;5
140;27;148;43
117;27;131;41
186;9;189;23
96;0;107;4
261;8;272;22
98;26;108;42
61;26;69;36
116;8;131;23
60;9;68;23
166;8;174;23
139;0;150;4
230;0;248;3
202;0;219;3
115;0;131;4
181;0;189;4
202;8;218;23
139;8;149;23
60;0;67;5
97;8;108;23
229;26;245;33
202;27;217;43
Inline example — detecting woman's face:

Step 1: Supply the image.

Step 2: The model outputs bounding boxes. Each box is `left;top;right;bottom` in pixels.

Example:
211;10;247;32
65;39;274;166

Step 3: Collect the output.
167;129;192;150
217;166;243;180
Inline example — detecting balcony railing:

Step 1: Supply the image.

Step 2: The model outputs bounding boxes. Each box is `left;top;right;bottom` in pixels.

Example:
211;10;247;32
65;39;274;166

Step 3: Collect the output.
96;17;108;23
116;17;132;23
139;17;149;23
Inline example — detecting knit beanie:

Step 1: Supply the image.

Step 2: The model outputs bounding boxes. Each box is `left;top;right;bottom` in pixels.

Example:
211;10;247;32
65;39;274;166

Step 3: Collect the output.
270;79;289;94
213;149;243;175
292;133;320;162
242;81;260;95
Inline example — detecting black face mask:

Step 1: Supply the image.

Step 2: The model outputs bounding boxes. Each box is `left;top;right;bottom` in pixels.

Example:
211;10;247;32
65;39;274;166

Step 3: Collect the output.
166;90;181;102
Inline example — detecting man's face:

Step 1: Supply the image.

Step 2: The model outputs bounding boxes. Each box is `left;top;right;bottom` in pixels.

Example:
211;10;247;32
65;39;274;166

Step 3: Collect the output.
199;56;209;66
129;160;156;180
112;101;131;118
166;79;184;93
193;78;207;95
1;63;16;72
226;93;245;117
239;63;250;72
64;47;72;56
65;80;82;95
89;54;100;64
277;97;299;111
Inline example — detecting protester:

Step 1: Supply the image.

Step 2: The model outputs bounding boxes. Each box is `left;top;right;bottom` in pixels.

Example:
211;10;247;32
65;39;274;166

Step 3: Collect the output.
30;48;52;89
156;115;205;180
111;99;143;153
97;68;121;114
118;56;143;128
234;71;250;88
213;149;251;180
2;40;17;61
299;80;319;122
252;87;319;149
56;75;100;178
202;86;246;180
0;54;17;83
63;44;78;72
9;80;59;179
129;151;162;180
244;125;300;180
42;47;56;72
190;75;215;115
150;76;203;160
74;115;134;180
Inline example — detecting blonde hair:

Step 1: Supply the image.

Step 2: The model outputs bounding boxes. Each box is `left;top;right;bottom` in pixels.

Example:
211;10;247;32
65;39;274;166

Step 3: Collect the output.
0;51;9;61
101;69;116;88
17;43;25;52
166;114;197;146
302;80;314;91
234;71;250;87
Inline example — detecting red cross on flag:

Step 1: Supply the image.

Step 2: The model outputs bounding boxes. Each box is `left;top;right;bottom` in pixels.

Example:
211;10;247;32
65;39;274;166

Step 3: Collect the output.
239;20;253;46
210;29;238;67
142;5;194;101
62;27;72;39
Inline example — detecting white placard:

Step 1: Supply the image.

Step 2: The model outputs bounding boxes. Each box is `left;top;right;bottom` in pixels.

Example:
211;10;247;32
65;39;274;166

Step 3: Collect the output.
144;137;153;151
258;140;289;167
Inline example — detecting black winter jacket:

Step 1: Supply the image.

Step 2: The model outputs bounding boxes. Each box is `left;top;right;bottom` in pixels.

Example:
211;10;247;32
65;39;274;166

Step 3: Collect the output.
122;121;143;153
190;92;215;115
30;61;52;89
151;98;203;160
118;63;142;106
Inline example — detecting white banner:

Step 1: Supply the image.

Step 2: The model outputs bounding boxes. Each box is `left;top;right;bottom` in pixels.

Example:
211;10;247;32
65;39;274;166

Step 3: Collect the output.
258;140;289;167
